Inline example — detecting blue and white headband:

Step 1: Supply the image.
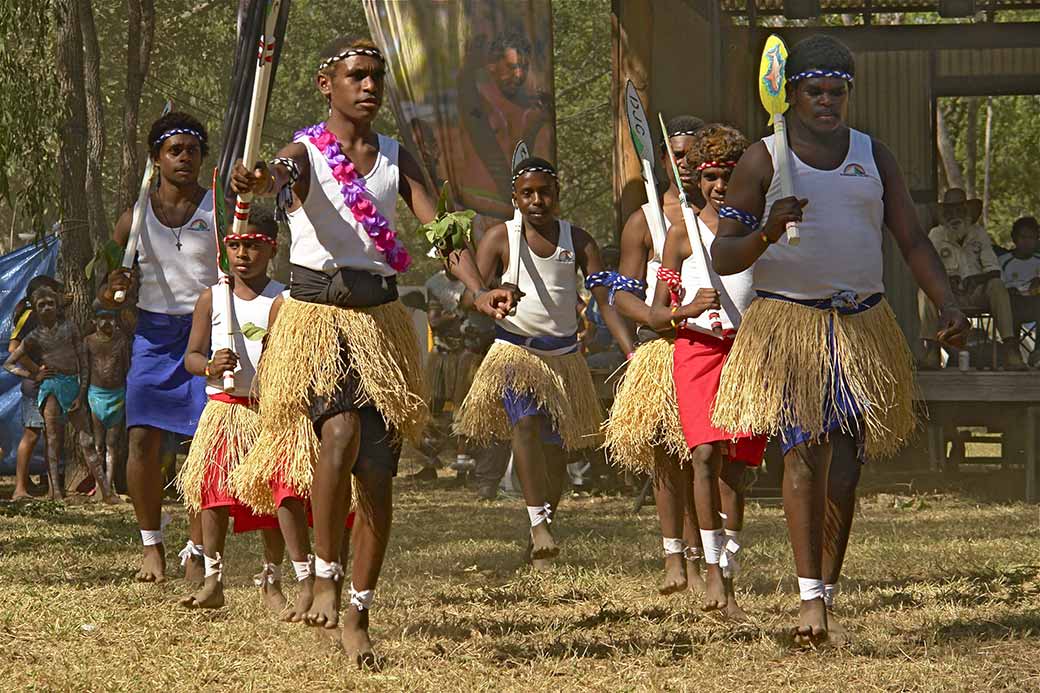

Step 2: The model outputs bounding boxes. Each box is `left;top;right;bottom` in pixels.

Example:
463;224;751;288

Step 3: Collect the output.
511;165;557;185
319;47;384;72
789;69;854;84
153;128;205;148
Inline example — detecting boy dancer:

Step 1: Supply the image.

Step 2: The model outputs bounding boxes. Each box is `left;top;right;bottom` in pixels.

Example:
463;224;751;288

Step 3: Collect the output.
4;286;121;504
457;157;633;566
85;304;129;489
101;111;217;582
230;37;512;665
710;36;968;645
647;124;764;619
605;115;708;595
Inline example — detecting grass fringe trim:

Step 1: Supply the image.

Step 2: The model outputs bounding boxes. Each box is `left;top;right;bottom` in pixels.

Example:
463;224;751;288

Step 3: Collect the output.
604;338;690;472
454;341;604;450
176;399;259;514
712;297;917;459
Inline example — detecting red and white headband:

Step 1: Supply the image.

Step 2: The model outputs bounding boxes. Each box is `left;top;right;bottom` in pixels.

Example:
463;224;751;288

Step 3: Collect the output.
696;160;737;172
224;233;277;249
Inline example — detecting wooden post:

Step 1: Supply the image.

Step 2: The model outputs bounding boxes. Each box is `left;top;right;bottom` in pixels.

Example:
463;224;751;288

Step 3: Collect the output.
611;0;653;242
1026;405;1037;503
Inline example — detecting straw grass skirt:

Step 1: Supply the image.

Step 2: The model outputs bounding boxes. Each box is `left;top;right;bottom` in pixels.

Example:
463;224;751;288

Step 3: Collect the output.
604;337;690;472
230;297;427;513
712;296;917;459
177;397;259;514
454;340;604;450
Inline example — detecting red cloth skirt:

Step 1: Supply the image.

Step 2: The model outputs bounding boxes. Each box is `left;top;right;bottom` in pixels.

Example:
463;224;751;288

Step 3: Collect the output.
673;328;766;466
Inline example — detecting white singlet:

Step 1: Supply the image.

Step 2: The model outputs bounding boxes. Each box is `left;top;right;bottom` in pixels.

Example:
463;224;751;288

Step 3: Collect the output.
681;215;755;334
755;129;885;300
642;202;679;309
288;133;400;276
498;217;579;338
206;278;285;398
136;190;218;315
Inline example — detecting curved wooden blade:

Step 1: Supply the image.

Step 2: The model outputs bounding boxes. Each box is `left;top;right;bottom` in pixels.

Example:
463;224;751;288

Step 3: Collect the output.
624;79;655;164
511;140;529;170
758;34;789;117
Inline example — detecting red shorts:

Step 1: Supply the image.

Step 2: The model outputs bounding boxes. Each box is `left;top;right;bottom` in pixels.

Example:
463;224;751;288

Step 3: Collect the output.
673;328;766;466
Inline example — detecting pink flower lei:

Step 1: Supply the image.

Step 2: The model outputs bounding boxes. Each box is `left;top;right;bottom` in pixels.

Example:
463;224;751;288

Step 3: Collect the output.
295;122;411;272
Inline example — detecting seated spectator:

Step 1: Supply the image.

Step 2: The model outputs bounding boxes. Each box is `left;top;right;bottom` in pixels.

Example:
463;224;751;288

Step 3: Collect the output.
1001;216;1040;346
918;188;1024;370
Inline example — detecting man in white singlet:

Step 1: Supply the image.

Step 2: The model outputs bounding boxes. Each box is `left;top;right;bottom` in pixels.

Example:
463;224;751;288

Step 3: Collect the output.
710;35;969;646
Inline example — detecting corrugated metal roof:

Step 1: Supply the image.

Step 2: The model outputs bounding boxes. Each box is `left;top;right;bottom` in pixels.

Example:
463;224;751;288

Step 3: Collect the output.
722;0;1040;13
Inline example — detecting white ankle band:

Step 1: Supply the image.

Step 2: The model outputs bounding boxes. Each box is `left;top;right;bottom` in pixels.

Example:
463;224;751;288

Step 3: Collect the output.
204;553;223;581
292;555;314;582
314;556;344;581
527;503;552;528
254;562;280;586
683;545;702;562
824;583;837;608
798;576;826;601
662;537;684;555
349;583;374;611
140;529;164;546
699;529;724;565
178;540;204;566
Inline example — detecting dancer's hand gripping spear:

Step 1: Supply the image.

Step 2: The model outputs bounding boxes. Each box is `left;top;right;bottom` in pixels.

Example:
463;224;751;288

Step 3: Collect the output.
759;34;800;245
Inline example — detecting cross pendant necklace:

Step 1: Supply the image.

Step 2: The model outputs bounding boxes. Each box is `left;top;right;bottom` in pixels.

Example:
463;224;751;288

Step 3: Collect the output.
158;196;187;251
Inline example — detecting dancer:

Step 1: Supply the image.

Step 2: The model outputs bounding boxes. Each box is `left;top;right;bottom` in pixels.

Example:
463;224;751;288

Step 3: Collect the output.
229;36;513;665
709;35;968;645
4;285;121;503
647;124;765;619
101;111;217;583
456;156;633;567
85;303;129;489
605;115;708;595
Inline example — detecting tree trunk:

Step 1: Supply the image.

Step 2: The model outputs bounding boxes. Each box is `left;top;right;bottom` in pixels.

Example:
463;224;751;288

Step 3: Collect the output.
936;103;964;192
119;0;156;213
77;0;107;245
982;96;994;228
55;0;93;325
965;97;979;197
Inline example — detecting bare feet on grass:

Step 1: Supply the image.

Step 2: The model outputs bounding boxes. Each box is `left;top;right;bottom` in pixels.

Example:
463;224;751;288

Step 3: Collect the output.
341;607;377;669
702;564;727;611
258;576;287;613
183;553;205;587
305;576;341;628
179;575;225;609
825;610;850;647
659;553;688;595
686;556;706;594
101;493;124;505
135;544;166;583
282;576;314;622
793;598;828;647
530;522;558;560
721;579;749;622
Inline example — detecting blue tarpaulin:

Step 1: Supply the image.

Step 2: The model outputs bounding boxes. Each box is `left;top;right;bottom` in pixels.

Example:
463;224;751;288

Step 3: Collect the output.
0;236;60;475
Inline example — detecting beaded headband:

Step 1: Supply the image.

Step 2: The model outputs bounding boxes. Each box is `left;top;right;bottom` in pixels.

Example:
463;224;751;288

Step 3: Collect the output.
668;130;700;137
318;47;384;72
153;128;205;148
511;165;558;185
789;69;854;84
696;160;737;171
224;232;277;249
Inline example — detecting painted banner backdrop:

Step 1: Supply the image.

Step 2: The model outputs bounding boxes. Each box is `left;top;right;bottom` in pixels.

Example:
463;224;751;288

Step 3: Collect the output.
364;0;556;230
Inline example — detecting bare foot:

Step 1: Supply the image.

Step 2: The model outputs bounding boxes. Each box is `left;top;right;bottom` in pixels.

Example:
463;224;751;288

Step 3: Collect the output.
11;490;31;502
530;522;558;560
340;607;377;669
183;553;205;587
721;578;749;622
259;578;287;613
686;557;706;594
304;576;341;628
659;553;688;595
825;610;850;647
793;598;828;648
101;493;124;505
179;574;225;609
531;556;555;571
47;489;64;502
702;564;726;611
281;576;314;622
135;544;166;583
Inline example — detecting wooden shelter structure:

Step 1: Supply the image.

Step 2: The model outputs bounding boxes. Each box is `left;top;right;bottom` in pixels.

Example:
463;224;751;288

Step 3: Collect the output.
611;2;1040;497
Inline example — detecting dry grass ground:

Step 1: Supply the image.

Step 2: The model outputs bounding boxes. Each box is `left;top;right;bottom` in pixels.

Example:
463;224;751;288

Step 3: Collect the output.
1;466;1039;692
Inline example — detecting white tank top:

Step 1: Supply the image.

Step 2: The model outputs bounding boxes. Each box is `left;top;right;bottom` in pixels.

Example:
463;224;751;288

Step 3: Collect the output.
136;190;218;315
682;216;755;334
288;133;400;276
642;202;678;309
498;218;579;338
754;129;885;299
206;278;285;397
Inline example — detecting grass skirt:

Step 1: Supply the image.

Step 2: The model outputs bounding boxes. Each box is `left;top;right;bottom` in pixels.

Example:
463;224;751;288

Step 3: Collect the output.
712;296;917;459
454;341;604;450
604;338;689;472
177;398;259;514
230;297;427;513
